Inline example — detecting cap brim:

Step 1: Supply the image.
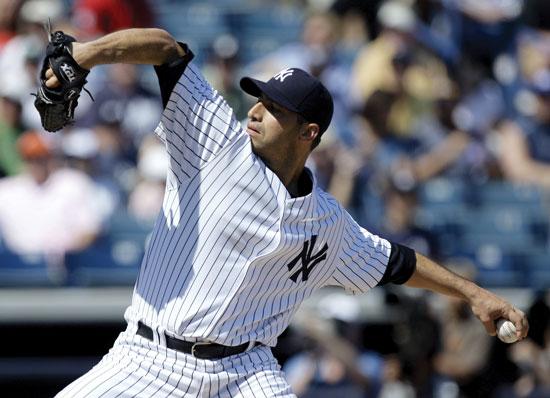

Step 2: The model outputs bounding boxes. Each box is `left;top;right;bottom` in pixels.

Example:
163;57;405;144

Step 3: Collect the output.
239;77;300;113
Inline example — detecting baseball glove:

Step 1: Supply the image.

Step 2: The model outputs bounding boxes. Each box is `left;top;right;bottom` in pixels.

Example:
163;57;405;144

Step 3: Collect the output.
34;29;91;132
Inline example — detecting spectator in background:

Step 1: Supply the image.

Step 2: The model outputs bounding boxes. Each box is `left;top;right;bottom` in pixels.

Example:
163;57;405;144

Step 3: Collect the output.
75;62;162;146
0;0;23;49
493;10;550;189
0;131;103;255
349;1;474;183
392;294;442;397
203;34;248;122
0;1;55;104
442;0;523;77
61;127;120;220
128;135;168;223
284;293;385;398
496;72;550;189
378;354;416;398
245;10;354;146
350;0;448;105
375;185;437;258
0;95;23;177
329;0;371;65
71;0;154;38
495;292;550;398
433;264;492;397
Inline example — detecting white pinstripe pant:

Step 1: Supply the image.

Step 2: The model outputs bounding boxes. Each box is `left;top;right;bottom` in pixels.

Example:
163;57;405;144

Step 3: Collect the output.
55;326;295;397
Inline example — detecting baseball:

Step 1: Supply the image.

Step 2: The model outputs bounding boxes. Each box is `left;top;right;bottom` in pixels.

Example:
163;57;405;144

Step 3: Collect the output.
496;319;518;343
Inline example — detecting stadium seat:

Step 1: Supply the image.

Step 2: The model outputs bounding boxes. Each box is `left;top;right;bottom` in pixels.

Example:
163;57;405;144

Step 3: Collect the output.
64;237;143;286
227;7;303;39
228;7;304;63
417;179;469;231
108;211;153;247
470;182;543;209
418;178;466;206
469;246;526;287
0;249;54;287
514;252;550;290
157;2;230;64
456;207;537;253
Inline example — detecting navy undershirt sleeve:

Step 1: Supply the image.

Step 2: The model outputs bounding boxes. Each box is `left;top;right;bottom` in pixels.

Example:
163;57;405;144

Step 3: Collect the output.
377;242;417;286
154;42;194;109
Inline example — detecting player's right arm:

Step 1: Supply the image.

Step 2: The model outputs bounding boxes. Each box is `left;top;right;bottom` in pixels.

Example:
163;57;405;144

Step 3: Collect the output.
405;253;529;340
45;28;183;87
329;204;529;342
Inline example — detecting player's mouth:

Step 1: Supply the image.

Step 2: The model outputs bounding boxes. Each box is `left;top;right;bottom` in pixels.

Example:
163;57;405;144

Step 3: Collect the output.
246;124;261;136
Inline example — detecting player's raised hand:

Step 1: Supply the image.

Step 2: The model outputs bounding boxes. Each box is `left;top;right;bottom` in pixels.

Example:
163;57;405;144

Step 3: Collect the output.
467;287;529;341
44;42;90;89
44;67;59;88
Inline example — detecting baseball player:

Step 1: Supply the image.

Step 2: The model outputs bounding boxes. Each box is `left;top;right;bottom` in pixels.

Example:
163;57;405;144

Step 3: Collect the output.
45;28;528;397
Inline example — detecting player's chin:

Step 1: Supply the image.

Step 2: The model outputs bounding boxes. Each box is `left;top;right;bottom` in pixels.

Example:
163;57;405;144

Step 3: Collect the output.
249;139;267;157
247;130;261;146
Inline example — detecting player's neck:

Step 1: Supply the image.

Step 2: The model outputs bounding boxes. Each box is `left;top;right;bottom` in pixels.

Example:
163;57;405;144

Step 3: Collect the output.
259;147;311;197
286;169;312;198
274;160;311;198
260;159;307;198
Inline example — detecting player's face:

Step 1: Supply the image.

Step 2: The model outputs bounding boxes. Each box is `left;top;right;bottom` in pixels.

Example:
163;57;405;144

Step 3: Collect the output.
246;95;305;161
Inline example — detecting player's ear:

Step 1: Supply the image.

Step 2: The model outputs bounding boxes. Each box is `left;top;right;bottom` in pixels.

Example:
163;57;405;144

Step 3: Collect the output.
299;123;319;143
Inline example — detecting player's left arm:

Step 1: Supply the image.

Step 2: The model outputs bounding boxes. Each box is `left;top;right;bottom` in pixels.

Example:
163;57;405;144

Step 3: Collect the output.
405;252;529;340
45;28;184;88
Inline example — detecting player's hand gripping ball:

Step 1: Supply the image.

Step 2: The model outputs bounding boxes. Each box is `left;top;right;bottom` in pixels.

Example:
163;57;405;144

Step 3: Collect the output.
496;319;518;343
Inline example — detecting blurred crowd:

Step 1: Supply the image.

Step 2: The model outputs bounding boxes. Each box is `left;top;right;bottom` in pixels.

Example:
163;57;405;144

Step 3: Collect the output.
0;0;548;262
0;0;548;396
280;285;550;398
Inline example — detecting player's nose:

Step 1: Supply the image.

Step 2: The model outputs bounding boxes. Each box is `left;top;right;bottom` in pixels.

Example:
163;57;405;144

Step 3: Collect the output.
247;101;263;122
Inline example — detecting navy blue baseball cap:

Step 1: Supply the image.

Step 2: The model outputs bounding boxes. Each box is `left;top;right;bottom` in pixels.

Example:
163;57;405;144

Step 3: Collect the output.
240;68;334;133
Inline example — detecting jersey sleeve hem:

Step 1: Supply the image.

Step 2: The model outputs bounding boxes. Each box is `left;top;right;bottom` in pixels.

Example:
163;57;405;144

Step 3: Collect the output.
154;42;195;109
377;242;417;286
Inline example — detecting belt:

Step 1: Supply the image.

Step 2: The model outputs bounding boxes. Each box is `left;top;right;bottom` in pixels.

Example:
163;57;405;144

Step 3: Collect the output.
136;321;257;360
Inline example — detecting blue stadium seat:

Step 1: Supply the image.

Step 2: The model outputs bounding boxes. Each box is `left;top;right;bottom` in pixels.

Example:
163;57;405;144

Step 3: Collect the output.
0;249;54;287
456;207;537;253
417;179;469;231
515;252;550;290
418;178;466;206
108;211;153;247
471;182;543;209
157;2;230;64
460;207;531;234
227;7;303;39
469;246;526;287
228;7;304;63
64;237;143;286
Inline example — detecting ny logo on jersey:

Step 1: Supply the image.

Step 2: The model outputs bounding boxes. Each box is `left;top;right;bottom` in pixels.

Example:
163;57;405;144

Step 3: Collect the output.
286;235;328;282
273;68;294;83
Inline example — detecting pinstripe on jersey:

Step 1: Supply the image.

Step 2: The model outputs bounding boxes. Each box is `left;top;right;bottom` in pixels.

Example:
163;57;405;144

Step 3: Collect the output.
126;63;391;348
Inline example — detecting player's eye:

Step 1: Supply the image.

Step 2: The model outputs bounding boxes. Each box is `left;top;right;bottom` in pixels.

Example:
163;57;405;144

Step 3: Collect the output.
258;97;281;116
267;102;281;115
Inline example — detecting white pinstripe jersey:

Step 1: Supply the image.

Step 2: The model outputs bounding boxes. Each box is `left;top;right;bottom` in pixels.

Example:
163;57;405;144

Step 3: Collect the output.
125;62;391;347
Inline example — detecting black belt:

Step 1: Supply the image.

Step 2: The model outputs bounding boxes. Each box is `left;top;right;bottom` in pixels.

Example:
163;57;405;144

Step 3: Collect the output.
136;321;257;360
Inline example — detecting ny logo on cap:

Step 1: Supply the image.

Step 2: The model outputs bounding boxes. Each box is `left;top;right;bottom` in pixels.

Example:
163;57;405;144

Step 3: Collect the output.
273;68;294;83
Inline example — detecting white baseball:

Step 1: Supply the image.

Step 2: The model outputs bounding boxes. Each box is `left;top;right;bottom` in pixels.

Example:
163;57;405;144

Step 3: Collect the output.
496;319;518;343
